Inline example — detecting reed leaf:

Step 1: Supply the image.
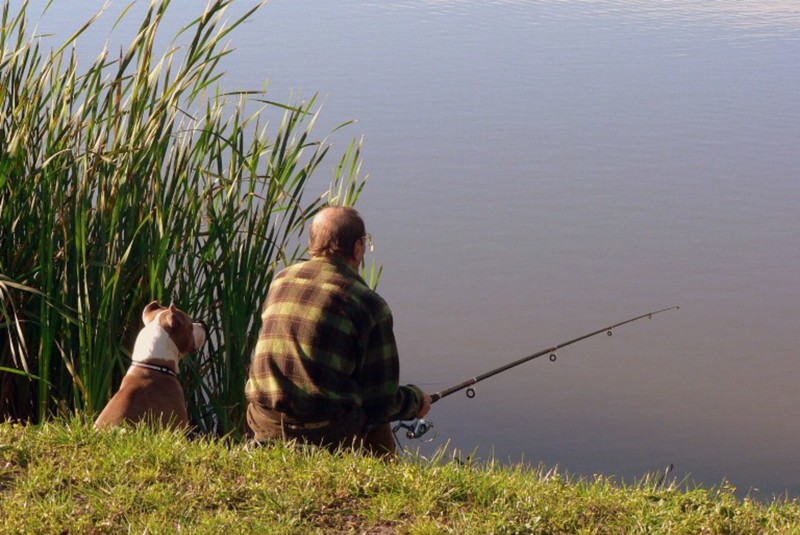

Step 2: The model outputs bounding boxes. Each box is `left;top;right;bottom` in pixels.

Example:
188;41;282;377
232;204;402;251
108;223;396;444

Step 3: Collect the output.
0;0;369;435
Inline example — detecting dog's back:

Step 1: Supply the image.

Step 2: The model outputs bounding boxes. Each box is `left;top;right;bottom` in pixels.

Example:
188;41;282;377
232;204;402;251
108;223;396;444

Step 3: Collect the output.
94;363;189;429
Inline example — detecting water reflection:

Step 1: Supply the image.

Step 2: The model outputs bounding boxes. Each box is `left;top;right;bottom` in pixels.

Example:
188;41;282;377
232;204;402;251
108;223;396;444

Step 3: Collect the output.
375;0;800;38
573;0;800;32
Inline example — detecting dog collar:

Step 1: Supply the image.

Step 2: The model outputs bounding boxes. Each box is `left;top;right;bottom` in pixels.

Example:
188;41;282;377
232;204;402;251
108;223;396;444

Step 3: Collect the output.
130;361;178;378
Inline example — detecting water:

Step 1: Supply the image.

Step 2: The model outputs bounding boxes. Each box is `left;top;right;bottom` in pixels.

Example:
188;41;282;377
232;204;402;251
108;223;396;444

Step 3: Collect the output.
20;0;800;498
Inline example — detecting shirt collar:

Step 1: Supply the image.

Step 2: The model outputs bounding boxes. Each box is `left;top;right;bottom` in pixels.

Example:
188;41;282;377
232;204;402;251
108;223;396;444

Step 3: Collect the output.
312;255;367;285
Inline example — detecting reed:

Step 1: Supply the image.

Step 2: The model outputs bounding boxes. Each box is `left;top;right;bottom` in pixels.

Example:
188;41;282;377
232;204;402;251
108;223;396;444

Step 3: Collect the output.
0;0;368;436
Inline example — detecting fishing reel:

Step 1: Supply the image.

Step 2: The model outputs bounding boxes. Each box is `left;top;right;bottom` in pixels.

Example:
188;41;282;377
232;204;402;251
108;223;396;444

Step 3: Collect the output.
393;418;434;440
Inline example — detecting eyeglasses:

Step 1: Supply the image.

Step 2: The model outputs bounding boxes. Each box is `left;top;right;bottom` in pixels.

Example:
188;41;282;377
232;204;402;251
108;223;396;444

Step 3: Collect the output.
360;233;374;252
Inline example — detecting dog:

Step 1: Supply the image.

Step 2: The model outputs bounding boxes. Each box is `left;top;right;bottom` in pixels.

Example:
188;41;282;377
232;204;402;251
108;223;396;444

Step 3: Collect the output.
94;301;206;430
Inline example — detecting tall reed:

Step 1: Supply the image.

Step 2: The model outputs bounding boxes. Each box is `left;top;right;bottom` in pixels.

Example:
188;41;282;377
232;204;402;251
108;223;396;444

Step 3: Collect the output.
0;0;368;436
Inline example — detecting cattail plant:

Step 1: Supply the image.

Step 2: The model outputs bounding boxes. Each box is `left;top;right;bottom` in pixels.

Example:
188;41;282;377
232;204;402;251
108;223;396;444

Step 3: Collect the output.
0;0;368;436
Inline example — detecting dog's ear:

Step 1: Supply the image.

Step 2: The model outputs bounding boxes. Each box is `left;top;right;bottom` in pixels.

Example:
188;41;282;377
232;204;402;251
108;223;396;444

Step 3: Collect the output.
142;301;161;325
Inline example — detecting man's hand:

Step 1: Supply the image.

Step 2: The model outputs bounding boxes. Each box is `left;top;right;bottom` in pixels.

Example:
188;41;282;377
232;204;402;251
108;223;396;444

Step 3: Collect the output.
417;392;432;418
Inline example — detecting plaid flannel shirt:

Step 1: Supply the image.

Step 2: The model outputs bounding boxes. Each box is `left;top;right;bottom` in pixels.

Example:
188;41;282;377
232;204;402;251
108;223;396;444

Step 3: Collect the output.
245;256;423;423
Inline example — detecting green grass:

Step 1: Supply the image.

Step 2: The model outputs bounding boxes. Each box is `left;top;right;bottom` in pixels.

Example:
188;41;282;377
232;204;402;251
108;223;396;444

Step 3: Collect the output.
1;420;799;534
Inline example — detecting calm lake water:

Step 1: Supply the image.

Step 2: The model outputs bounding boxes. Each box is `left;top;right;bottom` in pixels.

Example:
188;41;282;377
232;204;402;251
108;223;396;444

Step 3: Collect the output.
24;0;800;498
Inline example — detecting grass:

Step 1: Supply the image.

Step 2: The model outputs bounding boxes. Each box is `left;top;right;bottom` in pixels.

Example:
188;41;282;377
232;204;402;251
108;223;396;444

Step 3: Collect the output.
1;420;800;534
0;0;369;435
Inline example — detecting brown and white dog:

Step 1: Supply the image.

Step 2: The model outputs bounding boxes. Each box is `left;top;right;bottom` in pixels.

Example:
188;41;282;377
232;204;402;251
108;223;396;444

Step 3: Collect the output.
94;301;206;430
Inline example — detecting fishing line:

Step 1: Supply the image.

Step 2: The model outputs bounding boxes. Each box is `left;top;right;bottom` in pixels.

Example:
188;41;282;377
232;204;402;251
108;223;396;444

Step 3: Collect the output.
398;305;679;440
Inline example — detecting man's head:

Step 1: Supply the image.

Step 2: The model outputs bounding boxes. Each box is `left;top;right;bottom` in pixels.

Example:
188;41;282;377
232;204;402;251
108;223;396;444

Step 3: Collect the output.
309;206;368;266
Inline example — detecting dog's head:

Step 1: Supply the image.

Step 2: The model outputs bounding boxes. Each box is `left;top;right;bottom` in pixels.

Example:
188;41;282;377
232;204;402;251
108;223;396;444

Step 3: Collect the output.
141;301;207;354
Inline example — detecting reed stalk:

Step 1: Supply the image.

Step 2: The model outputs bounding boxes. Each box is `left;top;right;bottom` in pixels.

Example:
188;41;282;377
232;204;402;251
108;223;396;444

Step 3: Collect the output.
0;0;368;436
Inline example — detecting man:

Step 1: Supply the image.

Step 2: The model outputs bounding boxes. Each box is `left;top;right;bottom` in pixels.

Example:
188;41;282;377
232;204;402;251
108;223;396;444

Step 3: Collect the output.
245;206;431;457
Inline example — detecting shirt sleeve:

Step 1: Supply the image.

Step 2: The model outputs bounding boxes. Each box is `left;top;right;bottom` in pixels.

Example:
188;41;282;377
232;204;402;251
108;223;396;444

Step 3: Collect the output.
358;302;423;422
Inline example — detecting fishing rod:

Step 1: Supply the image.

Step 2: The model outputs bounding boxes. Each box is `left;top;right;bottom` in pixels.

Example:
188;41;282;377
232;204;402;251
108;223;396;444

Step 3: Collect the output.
394;305;679;440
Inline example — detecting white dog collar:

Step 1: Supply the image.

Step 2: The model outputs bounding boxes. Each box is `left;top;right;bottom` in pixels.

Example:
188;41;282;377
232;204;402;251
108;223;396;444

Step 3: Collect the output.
130;361;178;378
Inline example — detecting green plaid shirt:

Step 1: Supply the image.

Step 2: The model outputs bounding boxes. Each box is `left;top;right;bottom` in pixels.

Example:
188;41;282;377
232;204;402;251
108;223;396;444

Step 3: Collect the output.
245;256;423;423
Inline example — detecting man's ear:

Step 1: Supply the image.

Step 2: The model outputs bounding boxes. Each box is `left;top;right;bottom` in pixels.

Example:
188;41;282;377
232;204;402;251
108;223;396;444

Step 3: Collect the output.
351;239;365;267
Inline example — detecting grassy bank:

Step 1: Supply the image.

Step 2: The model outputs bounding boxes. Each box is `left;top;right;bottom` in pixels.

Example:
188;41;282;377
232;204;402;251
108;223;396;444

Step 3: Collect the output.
1;421;798;533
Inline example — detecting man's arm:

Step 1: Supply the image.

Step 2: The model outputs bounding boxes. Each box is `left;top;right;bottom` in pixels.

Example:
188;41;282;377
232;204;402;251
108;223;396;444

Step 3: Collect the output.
359;307;427;422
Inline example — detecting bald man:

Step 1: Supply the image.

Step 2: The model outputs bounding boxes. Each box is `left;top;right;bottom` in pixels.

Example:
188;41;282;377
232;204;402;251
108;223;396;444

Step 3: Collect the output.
245;206;431;457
